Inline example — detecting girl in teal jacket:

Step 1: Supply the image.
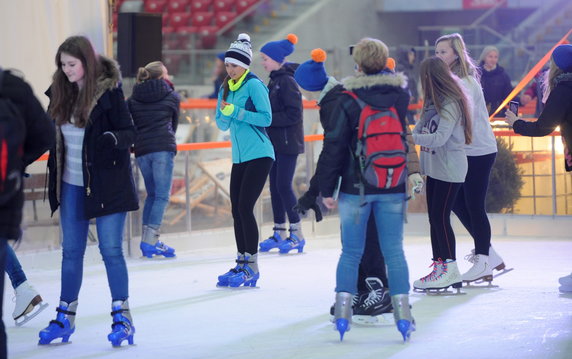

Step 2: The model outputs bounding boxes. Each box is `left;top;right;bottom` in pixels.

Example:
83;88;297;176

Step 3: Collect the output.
215;33;274;288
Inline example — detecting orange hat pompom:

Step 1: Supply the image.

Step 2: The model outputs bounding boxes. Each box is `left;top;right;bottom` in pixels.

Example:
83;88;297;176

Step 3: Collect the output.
386;57;396;71
311;48;327;63
287;33;298;45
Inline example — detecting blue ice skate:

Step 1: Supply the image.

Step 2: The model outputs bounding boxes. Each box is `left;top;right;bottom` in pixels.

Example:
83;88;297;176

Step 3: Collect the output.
259;228;286;252
228;265;259;287
333;292;353;341
396;319;415;342
391;294;415;343
140;241;176;258
335;318;350;341
278;234;305;254
217;255;245;287
38;301;77;345
108;301;135;347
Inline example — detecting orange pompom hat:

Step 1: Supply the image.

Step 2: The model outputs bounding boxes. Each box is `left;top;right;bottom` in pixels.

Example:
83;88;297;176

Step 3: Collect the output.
386;57;396;71
260;34;298;63
294;48;329;91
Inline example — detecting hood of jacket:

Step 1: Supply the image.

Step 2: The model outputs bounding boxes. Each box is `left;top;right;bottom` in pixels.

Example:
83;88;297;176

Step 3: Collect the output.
87;55;122;113
318;76;342;104
269;62;299;80
131;78;174;103
342;72;407;108
554;72;572;87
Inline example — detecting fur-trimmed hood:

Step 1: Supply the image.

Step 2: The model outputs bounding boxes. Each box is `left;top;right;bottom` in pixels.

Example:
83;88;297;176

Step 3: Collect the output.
554;72;572;87
342;72;408;108
91;55;122;108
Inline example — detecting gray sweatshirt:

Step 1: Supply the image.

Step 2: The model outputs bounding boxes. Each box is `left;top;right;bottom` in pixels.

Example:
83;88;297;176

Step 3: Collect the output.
413;100;468;183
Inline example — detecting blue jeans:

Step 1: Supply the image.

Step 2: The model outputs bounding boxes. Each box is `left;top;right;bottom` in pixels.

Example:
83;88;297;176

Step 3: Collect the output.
137;151;175;229
60;182;129;303
336;192;409;296
5;244;27;289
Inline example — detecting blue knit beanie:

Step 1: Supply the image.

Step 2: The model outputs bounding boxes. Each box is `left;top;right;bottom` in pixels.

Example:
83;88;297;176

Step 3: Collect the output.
294;49;328;92
260;34;298;64
553;44;572;72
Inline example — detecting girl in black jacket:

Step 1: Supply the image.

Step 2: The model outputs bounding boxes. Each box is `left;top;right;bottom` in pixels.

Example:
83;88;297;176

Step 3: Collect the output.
258;34;306;254
478;46;513;116
128;61;179;258
40;36;138;347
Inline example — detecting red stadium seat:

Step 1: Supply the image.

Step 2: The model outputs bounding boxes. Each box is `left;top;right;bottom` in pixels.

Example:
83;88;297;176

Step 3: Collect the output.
214;11;237;31
190;0;213;11
144;0;167;13
162;26;176;35
213;0;235;12
198;26;218;48
162;12;170;25
169;12;192;29
178;26;200;34
191;12;214;27
167;0;190;12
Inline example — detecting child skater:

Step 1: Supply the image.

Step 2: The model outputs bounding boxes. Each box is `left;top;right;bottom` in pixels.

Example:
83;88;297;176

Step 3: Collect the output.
215;34;274;288
257;34;306;254
412;56;472;293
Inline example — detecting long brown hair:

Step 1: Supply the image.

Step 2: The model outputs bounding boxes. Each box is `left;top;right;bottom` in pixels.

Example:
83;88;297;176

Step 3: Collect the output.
435;33;480;82
420;57;472;144
49;36;100;128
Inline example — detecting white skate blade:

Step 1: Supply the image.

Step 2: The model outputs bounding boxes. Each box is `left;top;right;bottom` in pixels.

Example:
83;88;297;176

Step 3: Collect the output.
15;302;49;327
414;284;465;296
463;275;498;288
493;267;514;278
353;313;394;326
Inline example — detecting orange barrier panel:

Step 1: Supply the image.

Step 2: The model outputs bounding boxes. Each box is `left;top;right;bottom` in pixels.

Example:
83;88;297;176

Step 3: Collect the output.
180;99;424;111
489;28;572;120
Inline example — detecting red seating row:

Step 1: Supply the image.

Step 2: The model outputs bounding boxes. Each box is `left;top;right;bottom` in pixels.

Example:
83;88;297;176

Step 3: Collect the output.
163;11;236;30
144;0;257;14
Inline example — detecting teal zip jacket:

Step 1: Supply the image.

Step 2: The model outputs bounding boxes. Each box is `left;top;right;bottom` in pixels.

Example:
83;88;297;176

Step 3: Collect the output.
215;71;275;163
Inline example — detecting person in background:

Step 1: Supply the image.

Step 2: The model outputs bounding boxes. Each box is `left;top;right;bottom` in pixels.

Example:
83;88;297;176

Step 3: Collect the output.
40;35;138;347
128;61;179;258
412;56;472;293
396;46;420;124
435;33;505;285
258;34;306;254
0;67;54;356
207;52;227;99
478;45;513;116
521;67;548;118
505;44;572;294
215;33;274;288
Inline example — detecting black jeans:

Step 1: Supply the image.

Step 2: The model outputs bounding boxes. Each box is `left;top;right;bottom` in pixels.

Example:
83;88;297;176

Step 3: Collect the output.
269;153;300;224
452;153;497;256
426;177;462;261
230;157;274;255
357;213;388;292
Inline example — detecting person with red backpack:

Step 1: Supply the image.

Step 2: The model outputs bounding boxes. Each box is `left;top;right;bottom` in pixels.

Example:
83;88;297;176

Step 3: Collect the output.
316;38;415;342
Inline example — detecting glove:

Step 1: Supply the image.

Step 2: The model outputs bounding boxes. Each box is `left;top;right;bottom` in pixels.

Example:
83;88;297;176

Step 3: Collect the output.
221;103;235;116
96;131;118;151
293;192;323;222
408;173;424;200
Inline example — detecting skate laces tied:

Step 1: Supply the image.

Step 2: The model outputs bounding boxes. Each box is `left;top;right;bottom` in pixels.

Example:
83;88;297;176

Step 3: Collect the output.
420;260;445;282
464;250;477;263
363;289;383;305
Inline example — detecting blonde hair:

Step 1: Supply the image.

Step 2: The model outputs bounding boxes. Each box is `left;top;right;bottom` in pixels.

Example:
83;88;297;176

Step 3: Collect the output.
420;57;473;145
136;61;167;83
435;33;479;81
352;38;388;75
478;46;499;65
543;59;564;102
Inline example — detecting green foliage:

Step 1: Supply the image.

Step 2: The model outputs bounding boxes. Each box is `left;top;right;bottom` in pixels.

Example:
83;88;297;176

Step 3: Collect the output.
486;138;524;213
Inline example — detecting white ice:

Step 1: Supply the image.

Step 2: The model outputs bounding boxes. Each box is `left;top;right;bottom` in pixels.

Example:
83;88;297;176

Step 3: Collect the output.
5;219;572;359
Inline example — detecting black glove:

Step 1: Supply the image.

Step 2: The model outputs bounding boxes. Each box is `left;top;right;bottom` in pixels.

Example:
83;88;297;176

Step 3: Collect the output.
293;192;323;222
96;132;117;151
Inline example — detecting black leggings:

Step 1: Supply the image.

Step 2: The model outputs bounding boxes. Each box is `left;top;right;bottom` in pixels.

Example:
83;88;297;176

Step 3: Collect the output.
426;177;462;261
269;153;300;224
230;157;274;255
452;153;496;256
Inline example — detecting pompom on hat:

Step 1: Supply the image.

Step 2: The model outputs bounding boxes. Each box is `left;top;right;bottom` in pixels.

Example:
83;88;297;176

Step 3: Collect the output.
225;33;252;69
260;34;298;64
552;44;572;72
294;48;329;92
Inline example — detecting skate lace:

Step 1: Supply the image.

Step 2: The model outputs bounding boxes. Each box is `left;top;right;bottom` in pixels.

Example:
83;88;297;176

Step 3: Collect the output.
464;250;477;264
420;259;445;282
362;289;383;306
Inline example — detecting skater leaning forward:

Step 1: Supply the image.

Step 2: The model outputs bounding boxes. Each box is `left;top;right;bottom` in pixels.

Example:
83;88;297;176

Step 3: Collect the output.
40;35;138;347
316;38;415;342
412;56;472;293
215;33;275;288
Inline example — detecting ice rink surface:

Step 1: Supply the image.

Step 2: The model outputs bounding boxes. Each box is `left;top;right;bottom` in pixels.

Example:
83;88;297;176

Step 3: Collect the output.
5;231;572;359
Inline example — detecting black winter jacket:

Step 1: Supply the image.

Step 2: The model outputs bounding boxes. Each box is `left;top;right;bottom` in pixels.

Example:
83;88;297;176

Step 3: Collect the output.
128;78;180;157
317;72;410;198
0;69;55;239
480;64;513;116
47;56;139;219
267;63;304;155
513;72;572;172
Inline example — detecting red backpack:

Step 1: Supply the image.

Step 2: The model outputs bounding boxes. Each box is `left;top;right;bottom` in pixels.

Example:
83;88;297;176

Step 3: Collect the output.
345;91;408;190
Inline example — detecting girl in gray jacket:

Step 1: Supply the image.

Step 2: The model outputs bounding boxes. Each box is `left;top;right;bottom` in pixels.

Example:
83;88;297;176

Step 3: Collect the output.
412;57;472;293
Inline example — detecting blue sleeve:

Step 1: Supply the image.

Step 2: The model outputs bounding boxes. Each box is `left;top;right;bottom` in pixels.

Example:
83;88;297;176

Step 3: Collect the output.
229;80;272;127
215;90;231;131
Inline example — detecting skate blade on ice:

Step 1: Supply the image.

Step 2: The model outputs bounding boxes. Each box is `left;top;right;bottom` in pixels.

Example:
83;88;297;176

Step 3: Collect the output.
493;267;514;278
414;283;465;296
15;302;49;327
463;275;499;288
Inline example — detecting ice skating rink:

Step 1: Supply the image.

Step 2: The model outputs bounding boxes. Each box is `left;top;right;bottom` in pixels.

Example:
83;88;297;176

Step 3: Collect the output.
5;220;572;359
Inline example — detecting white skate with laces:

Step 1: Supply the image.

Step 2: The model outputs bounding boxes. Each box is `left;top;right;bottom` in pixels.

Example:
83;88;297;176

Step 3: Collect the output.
413;259;464;295
488;246;514;278
13;281;48;326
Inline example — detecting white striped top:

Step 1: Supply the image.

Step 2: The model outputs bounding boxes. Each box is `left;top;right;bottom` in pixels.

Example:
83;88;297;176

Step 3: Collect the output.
61;121;85;186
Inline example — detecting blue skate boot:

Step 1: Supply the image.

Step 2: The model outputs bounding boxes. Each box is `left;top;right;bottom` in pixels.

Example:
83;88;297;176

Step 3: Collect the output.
108;300;135;347
279;222;306;254
217;253;244;287
228;253;260;287
259;225;287;252
333;292;353;341
38;300;77;345
391;294;415;342
140;225;176;258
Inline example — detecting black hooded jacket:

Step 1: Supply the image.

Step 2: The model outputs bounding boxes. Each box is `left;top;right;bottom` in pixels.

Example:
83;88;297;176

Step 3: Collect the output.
267;63;304;155
479;64;513;115
128;78;180;157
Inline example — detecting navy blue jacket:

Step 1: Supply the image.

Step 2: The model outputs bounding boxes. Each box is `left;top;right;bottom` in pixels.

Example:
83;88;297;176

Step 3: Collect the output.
480;64;513;116
267;63;304;155
128;79;180;157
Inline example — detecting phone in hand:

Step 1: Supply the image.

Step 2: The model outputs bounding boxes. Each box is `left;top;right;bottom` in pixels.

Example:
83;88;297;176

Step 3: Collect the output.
509;100;519;115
